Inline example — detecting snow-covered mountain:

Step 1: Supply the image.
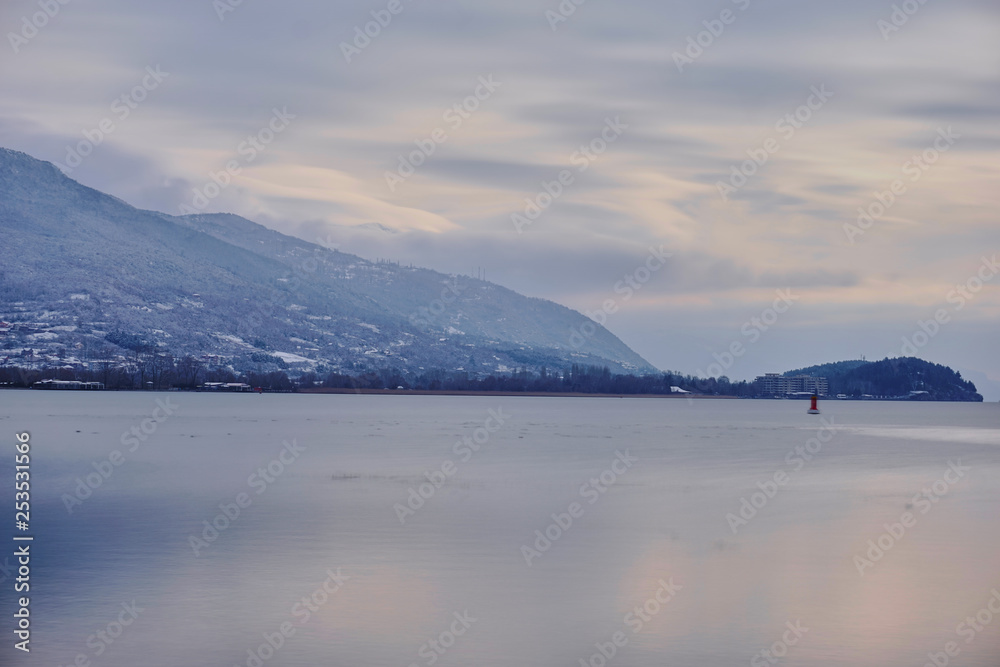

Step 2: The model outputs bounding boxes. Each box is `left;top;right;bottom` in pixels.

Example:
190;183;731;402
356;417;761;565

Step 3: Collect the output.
0;147;657;376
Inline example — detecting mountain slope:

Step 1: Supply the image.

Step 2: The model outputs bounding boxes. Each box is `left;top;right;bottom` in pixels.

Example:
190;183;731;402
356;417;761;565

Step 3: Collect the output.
0;147;656;375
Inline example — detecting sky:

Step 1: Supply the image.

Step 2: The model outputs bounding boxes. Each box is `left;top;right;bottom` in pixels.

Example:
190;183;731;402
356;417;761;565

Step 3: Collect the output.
1;0;998;397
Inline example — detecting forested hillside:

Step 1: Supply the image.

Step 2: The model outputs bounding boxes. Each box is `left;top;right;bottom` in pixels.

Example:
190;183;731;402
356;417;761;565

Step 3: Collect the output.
786;357;981;401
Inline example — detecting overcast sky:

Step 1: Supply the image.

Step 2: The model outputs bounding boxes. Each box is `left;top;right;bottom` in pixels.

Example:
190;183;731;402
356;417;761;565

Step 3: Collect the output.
2;0;998;396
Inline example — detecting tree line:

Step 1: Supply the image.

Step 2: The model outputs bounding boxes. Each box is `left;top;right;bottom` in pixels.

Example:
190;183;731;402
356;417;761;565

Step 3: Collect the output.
0;356;980;400
0;359;753;395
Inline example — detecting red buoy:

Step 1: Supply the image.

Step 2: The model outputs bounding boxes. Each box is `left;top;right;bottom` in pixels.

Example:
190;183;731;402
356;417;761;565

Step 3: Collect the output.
808;394;820;414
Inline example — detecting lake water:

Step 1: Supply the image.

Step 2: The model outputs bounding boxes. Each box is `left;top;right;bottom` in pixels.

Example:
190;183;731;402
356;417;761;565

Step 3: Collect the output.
1;392;999;666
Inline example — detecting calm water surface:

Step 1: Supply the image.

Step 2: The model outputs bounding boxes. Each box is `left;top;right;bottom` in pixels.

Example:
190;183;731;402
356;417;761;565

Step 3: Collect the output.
1;392;999;666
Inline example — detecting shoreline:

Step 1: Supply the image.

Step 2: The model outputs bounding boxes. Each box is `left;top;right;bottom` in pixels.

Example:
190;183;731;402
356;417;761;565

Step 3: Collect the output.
2;386;987;401
296;388;733;398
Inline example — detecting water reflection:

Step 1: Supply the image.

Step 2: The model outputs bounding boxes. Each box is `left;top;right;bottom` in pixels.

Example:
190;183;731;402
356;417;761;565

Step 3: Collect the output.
1;393;998;666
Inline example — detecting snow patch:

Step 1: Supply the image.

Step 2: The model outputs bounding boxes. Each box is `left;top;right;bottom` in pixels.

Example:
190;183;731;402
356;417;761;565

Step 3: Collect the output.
272;351;311;363
214;333;249;347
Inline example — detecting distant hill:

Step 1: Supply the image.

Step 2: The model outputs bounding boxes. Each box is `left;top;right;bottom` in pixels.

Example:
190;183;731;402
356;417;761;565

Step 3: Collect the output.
0;147;656;376
785;357;981;401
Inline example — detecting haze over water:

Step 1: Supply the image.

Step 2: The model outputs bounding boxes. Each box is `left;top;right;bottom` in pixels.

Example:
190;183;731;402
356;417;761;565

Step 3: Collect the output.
2;392;999;666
